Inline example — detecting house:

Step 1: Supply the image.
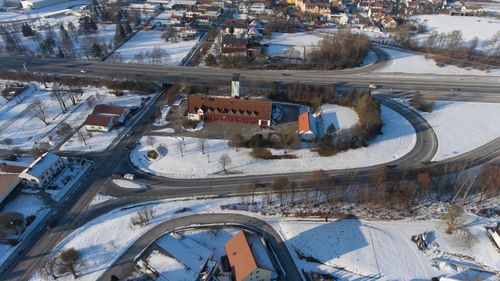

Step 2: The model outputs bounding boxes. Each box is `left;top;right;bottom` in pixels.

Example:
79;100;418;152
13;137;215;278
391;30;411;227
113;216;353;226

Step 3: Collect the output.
92;104;129;123
18;152;63;188
224;230;274;281
221;35;248;56
0;163;27;174
461;5;483;16
331;13;350;25
225;21;250;37
147;233;215;280
83;114;116;132
297;111;317;141
296;0;331;17
381;15;397;29
361;24;381;32
0;174;20;207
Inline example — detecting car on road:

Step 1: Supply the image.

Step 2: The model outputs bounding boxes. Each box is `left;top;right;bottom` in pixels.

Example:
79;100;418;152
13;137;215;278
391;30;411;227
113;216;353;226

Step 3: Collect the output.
450;88;461;92
369;84;379;89
126;131;133;137
46;220;57;230
80;69;87;73
124;173;135;180
112;172;123;179
281;73;291;76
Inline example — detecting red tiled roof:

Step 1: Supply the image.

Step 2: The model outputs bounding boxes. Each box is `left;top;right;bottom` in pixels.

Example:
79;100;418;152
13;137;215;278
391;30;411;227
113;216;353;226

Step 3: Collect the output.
84;114;114;127
0;174;19;199
298;112;311;133
188;95;272;120
224;231;258;281
0;163;27;174
92;104;126;116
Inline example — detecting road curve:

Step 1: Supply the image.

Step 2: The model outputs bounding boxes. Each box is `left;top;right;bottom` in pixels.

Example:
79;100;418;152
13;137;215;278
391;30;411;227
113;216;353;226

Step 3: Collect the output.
98;213;302;281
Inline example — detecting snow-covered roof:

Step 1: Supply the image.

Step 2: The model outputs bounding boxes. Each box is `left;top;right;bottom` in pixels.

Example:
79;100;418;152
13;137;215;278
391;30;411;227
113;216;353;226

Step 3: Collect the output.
245;232;275;272
21;152;60;178
146;250;198;281
156;233;213;274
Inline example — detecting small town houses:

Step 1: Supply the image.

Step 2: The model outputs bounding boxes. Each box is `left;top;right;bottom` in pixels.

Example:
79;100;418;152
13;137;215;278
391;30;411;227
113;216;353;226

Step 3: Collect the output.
84;104;130;132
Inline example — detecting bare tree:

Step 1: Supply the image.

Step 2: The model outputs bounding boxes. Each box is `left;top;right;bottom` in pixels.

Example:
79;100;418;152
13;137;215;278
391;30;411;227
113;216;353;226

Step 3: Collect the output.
219;153;232;173
56;248;81;278
131;207;155;226
86;95;96;108
272;177;289;206
0;212;24;235
176;141;185;157
146;135;156;148
32;99;49;126
56;123;73;138
43;256;59;280
443;204;464;234
197;138;207;154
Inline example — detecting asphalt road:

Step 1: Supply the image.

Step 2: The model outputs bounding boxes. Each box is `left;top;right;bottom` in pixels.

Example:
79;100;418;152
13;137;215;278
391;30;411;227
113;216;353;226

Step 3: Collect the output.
2;55;500;93
1;53;499;280
98;214;303;281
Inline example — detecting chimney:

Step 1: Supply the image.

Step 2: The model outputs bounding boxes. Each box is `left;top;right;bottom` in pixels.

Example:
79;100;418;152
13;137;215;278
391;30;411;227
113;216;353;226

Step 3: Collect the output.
231;73;240;98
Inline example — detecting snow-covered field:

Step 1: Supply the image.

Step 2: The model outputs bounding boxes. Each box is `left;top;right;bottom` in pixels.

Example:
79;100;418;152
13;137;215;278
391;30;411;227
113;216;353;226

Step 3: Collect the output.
89;193;116;206
378;47;500;76
28;196;500;281
262;32;324;57
112;179;143;189
397;99;500;161
412;15;500;51
319;104;359;132
131;105;416;178
112;30;198;65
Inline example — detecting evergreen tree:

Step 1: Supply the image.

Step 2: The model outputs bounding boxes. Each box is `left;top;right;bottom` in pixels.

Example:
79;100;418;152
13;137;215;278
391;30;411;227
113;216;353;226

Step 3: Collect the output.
22;23;35;37
124;20;133;34
91;43;102;58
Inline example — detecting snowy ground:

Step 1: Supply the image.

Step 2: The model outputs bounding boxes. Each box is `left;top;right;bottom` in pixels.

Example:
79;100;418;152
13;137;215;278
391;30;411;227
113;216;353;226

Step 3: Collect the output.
89;193;116;206
396;99;500;161
112;30;199;65
112;179;144;189
378;47;500;76
412;15;500;52
319;104;358;133
262;32;324;57
131;105;416;178
27;196;500;281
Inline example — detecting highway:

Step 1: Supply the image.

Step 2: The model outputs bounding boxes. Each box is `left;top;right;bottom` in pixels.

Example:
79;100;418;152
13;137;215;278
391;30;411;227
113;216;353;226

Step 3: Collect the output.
0;52;499;280
2;55;500;93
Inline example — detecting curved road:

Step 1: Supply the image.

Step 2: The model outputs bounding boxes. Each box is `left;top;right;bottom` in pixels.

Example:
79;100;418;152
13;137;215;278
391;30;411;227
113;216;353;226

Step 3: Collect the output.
98;214;302;281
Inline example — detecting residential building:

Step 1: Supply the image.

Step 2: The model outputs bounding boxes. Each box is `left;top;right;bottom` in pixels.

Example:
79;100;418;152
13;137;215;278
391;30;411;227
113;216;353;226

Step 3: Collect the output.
92;104;129;123
0;163;27;174
83;114;116;132
0;174;20;207
187;95;272;126
224;230;274;281
221;35;248;56
18;152;63;188
297;111;317;141
296;0;331;17
151;233;215;279
381;15;396;29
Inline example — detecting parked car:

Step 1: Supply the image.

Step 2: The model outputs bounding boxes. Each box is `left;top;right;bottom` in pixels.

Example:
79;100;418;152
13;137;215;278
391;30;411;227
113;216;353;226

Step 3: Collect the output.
124;173;135;180
46;219;57;230
112;172;123;179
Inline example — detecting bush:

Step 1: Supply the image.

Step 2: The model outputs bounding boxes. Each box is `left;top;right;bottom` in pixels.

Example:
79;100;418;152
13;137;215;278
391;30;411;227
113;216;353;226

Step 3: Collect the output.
25;215;36;226
147;150;158;160
250;148;273;159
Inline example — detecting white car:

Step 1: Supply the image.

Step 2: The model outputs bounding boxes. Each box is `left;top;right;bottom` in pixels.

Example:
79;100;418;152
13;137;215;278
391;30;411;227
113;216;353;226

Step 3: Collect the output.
124;173;135;180
368;84;379;89
80;69;87;73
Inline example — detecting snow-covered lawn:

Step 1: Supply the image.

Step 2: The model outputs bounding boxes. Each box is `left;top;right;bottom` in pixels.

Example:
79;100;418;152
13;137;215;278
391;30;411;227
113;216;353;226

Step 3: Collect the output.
262;32;324;57
274;216;499;280
131;105;416;178
412;15;500;51
396;99;500;161
27;196;499;281
112;179;144;189
378;47;500;76
89;193;116;206
112;30;199;65
319;104;358;132
2;194;47;217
